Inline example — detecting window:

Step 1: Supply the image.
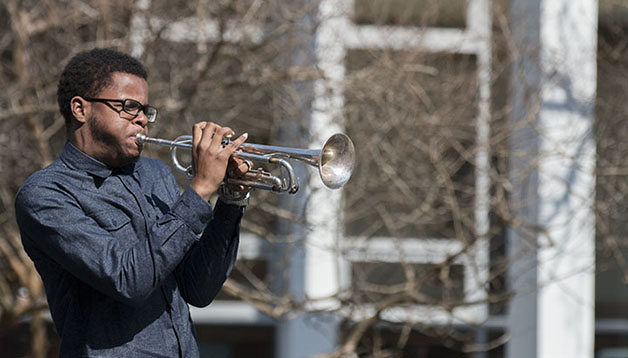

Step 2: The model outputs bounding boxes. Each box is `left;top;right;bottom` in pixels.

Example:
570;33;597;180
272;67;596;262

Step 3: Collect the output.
196;324;275;358
343;50;478;240
353;0;467;28
595;1;628;322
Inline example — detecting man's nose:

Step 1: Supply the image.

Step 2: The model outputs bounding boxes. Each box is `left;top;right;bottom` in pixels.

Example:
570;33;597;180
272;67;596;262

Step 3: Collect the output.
132;111;149;127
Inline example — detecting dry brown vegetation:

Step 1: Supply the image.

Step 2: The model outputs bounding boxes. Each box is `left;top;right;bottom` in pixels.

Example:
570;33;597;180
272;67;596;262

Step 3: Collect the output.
0;1;626;357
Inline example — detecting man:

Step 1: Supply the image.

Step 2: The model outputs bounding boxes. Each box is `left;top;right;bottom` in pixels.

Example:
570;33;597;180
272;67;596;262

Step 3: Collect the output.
14;48;250;357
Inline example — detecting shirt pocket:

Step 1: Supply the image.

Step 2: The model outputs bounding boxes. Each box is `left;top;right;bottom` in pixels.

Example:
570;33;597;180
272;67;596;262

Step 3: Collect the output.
91;209;132;231
90;210;139;249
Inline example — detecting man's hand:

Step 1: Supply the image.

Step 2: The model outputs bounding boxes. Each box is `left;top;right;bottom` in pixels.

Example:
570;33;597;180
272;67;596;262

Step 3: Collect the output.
189;122;248;201
225;157;253;192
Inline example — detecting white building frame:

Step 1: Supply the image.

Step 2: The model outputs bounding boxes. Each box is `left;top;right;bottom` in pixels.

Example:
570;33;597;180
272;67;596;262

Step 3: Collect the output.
311;0;492;325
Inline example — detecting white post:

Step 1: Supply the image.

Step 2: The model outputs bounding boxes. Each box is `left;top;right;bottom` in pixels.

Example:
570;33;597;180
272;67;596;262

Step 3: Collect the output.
507;1;598;358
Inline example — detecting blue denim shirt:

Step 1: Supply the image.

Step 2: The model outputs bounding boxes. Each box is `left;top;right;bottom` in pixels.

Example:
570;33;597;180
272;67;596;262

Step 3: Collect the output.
15;142;243;357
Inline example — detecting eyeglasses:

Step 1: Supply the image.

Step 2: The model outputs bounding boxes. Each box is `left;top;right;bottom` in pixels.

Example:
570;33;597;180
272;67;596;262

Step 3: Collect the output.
83;97;158;123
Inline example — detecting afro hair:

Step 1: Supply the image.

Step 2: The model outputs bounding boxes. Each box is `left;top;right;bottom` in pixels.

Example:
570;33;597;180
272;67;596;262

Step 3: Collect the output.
57;48;148;126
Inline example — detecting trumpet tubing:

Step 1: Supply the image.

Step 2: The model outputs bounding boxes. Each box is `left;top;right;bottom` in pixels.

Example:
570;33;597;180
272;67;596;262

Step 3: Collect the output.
135;133;355;194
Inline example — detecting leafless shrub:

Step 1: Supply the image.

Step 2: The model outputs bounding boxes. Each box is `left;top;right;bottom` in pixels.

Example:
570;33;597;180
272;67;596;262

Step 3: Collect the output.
1;1;624;357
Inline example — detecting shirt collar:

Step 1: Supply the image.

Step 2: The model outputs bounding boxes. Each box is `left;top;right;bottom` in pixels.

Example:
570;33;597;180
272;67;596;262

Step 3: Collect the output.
60;141;139;178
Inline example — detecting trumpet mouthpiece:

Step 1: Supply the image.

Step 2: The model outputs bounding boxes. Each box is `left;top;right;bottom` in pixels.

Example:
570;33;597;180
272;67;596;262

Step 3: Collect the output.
135;133;147;145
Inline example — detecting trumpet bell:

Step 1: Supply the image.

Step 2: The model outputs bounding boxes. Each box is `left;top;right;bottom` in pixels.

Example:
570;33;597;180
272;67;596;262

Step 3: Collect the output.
319;133;355;189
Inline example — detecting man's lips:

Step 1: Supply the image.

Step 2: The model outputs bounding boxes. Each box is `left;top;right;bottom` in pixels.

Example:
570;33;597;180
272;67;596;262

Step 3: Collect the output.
129;134;144;149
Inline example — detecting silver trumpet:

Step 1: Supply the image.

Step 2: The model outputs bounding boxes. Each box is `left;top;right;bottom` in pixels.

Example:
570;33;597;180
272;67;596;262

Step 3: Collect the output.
135;133;355;194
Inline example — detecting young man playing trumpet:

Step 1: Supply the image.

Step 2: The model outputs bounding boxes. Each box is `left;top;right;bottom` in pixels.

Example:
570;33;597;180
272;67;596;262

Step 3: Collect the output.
14;48;250;357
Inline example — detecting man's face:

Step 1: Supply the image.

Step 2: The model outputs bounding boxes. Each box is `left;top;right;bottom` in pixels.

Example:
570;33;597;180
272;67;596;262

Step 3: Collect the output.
86;72;149;167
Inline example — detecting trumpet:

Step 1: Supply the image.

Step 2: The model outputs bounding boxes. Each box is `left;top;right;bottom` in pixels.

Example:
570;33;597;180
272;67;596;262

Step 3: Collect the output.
135;133;355;194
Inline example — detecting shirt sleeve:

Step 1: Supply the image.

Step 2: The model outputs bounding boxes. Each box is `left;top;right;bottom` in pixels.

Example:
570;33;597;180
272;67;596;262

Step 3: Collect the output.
15;181;214;307
174;198;245;307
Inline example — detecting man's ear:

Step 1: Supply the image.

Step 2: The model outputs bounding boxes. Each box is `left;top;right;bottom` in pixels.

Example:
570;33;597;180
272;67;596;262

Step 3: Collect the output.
70;96;89;124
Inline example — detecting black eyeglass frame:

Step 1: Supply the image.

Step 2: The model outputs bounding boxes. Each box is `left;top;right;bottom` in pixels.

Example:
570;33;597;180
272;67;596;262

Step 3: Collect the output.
82;97;158;123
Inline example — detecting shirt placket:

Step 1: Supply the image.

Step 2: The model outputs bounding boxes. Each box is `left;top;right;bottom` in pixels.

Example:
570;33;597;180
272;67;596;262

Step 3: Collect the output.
116;172;185;357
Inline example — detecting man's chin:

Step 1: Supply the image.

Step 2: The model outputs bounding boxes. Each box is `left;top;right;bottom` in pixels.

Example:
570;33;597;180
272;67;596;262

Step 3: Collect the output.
114;150;141;167
127;141;143;158
125;151;141;163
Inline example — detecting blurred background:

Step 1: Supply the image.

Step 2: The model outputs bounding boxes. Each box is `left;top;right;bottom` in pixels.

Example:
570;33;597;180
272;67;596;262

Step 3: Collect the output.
0;0;625;357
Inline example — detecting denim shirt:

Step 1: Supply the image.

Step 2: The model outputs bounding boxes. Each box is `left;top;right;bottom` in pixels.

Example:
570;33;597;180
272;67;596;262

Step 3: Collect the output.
15;142;243;357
